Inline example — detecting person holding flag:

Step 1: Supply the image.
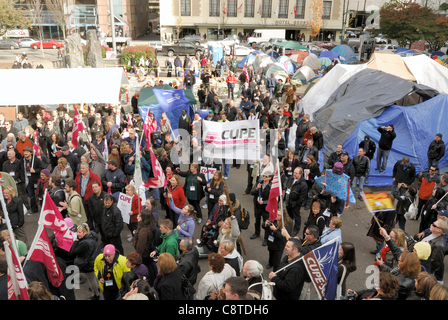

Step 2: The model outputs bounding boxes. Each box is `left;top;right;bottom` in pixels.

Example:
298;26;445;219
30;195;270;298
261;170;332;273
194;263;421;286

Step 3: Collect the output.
249;172;272;246
23;146;45;215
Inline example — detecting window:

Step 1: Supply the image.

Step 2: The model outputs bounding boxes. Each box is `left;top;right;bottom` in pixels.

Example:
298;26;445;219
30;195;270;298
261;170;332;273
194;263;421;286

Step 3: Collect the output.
210;0;220;16
245;0;254;17
262;0;272;18
278;0;289;18
323;1;331;19
295;0;305;19
227;0;238;17
181;0;191;16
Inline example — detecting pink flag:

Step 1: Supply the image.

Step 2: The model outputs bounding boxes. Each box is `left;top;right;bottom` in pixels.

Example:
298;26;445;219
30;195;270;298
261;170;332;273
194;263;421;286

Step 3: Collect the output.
143;108;152;142
144;147;167;188
41;191;74;252
34;130;41;159
5;244;29;300
127;114;133;127
72;106;85;149
266;165;281;221
27;226;65;288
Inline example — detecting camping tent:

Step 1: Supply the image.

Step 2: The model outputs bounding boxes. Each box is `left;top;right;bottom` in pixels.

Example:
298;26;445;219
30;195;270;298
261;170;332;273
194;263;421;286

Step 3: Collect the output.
331;45;357;64
273;41;308;50
302;55;322;71
265;49;280;59
301;63;367;120
343;94;448;187
403;54;448;95
238;53;258;68
366;52;416;82
289;50;309;64
318;57;332;67
0;68;128;105
319;50;340;61
253;54;277;70
262;63;289;81
292;66;316;83
312;68;439;156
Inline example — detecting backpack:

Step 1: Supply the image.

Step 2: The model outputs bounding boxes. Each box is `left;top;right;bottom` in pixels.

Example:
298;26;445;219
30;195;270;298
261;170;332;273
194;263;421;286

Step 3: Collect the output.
404;198;418;220
151;223;162;250
234;204;251;230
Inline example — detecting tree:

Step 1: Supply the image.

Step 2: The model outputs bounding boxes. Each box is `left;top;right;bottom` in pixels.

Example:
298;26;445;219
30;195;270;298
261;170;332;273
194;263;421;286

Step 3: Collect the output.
44;0;68;39
377;0;447;50
307;0;323;37
0;0;30;32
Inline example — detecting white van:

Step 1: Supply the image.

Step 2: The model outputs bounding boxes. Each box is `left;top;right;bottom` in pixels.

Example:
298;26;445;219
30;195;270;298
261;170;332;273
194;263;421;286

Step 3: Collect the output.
248;29;286;46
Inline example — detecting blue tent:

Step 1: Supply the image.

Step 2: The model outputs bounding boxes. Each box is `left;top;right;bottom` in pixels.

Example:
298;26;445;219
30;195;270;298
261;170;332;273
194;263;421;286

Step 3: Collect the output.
238;54;258;68
331;45;357;64
319;50;340;61
343;94;448;187
395;46;415;56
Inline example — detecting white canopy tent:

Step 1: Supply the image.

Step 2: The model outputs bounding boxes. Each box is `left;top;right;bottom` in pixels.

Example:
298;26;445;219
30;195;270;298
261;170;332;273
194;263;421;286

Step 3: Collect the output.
0;68;129;106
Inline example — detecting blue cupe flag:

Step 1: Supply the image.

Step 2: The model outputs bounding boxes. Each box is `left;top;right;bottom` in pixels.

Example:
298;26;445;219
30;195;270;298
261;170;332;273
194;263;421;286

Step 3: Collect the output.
314;170;356;204
152;88;189;112
302;237;340;300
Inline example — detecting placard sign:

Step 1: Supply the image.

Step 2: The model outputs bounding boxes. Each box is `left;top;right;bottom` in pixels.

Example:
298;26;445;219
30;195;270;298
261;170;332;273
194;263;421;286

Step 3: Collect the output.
117;192;133;224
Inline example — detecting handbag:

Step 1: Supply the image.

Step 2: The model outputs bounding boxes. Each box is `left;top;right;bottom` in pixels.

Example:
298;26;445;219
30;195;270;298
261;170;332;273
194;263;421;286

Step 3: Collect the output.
404;197;417;220
181;273;196;296
55;150;62;158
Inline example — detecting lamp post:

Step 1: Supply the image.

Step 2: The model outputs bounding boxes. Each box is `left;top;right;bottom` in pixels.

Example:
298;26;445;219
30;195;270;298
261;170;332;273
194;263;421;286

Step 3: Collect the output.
110;0;116;53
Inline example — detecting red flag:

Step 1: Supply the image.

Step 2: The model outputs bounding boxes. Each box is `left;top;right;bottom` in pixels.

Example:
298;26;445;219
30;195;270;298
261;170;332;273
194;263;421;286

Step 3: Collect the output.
127;114;133;127
33;130;41;159
243;65;249;82
223;4;226;14
266;165;281;221
41;191;75;252
237;3;242;13
72;106;85;149
144;147;167;188
294;6;297;16
27;226;65;288
5;243;29;300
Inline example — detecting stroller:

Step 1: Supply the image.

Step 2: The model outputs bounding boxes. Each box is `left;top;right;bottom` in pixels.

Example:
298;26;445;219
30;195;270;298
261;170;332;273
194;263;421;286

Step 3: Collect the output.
196;221;219;258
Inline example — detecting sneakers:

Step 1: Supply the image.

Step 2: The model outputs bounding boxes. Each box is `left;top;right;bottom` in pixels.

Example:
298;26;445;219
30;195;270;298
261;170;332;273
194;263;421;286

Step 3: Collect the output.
201;204;208;209
197;218;203;225
127;235;134;242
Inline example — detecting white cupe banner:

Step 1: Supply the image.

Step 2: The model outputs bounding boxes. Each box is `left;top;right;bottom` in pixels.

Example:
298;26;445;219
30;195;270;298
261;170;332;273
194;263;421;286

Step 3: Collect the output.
202;120;260;161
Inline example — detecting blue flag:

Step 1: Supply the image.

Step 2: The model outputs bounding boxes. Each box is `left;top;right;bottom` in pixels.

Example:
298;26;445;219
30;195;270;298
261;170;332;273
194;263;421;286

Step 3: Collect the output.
152;89;189;112
302;237;340;300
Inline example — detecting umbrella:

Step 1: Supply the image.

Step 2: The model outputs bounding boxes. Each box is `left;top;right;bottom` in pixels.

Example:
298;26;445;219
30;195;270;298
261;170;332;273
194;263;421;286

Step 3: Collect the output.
273;40;308;50
318;57;332;67
331;45;357;64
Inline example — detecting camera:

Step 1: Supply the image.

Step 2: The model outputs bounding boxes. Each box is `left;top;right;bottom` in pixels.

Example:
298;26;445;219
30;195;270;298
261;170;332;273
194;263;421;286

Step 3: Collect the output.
340;290;356;300
266;221;273;228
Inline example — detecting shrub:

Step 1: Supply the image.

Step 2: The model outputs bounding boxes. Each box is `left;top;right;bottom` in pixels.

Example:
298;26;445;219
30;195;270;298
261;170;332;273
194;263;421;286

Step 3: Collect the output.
121;45;156;70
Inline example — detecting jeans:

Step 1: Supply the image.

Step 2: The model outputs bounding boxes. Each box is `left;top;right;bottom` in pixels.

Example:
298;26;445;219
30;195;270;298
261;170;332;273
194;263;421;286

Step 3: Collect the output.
223;159;230;178
352;176;365;198
295;137;303;154
26;182;38;213
376;148;390;171
428;158;439;170
175;67;182;77
284;128;290;150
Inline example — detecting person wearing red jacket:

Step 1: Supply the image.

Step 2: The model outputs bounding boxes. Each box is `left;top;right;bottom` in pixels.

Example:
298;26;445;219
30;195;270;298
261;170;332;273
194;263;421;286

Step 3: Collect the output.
226;71;237;100
164;174;186;226
124;184;142;242
75;163;102;229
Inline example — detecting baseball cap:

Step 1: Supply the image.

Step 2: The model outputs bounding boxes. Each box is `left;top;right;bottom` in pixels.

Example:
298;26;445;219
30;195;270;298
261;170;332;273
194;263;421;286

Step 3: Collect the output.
437;210;448;218
61;145;69;151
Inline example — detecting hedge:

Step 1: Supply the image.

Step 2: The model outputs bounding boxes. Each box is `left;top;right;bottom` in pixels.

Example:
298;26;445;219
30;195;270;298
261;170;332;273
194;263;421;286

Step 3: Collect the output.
121;45;156;70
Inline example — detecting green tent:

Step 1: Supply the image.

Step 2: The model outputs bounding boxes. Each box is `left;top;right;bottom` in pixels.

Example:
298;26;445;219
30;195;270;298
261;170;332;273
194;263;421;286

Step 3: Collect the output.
137;84;197;106
273;41;308;50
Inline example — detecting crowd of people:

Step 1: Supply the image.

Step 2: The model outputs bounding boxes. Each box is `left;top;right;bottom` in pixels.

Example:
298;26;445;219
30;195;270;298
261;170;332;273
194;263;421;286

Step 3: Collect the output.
0;55;447;301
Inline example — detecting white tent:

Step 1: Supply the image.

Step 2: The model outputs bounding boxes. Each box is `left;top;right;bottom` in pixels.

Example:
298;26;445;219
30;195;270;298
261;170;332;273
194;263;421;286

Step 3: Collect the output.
0;68;129;106
403;54;448;95
293;66;316;83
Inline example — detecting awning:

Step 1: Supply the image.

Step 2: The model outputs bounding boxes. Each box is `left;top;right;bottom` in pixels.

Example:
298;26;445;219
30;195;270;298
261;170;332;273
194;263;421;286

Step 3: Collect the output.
0;68;129;106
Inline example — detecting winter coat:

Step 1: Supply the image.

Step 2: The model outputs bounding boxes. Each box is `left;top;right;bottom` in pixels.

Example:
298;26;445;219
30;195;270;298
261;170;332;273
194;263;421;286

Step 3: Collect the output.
101;203;124;239
156;230;179;259
74;169;102;202
427;139;446;161
94;252;130;291
67;191;87;225
352;155;370;177
156;267;184;300
378;127;396;150
195;264;236;300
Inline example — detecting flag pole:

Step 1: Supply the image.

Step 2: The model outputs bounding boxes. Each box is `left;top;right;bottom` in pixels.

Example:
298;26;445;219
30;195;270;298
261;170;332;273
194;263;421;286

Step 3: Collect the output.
277;160;284;227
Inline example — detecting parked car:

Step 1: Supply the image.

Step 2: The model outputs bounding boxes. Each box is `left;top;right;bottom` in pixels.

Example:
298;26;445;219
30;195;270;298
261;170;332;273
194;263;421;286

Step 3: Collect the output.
224;44;253;56
30;39;64;49
149;41;166;51
161;41;204;57
269;38;286;45
374;34;388;44
219;37;239;46
178;35;206;45
252;41;272;50
18;38;39;48
0;39;20;50
316;42;337;50
375;44;397;52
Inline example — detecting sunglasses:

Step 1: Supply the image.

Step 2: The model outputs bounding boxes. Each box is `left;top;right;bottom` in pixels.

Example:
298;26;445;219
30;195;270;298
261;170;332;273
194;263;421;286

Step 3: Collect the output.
432;223;441;229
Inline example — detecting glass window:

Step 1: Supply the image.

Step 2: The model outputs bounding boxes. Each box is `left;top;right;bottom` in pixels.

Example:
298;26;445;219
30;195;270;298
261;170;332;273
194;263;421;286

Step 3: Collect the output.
245;0;254;17
295;0;305;19
262;0;272;18
227;0;237;17
323;1;331;19
181;0;191;16
210;0;220;16
278;0;289;18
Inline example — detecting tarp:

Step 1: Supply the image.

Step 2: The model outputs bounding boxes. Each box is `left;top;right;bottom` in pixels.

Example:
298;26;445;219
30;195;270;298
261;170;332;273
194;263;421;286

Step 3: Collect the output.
343;94;448;187
366;52;416;82
312;68;439;155
302;63;368;121
138;85;197;106
0;68;128;105
403;54;448;95
273;41;308;50
331;45;357;64
395;46;416;56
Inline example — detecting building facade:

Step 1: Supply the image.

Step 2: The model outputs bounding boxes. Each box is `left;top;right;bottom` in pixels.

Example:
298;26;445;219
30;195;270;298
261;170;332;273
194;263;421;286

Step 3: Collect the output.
160;0;345;42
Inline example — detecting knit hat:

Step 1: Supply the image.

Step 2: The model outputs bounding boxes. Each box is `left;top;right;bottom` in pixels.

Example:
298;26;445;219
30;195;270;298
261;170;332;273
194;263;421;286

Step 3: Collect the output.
104;244;116;255
436;133;443;139
219;194;227;205
41;169;51;177
413;242;431;260
64;217;74;229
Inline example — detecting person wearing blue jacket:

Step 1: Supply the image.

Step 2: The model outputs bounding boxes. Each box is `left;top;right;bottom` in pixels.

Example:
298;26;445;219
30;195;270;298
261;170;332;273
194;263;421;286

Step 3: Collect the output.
169;197;196;246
